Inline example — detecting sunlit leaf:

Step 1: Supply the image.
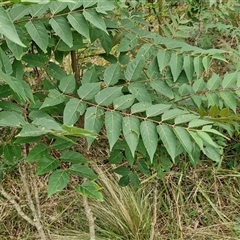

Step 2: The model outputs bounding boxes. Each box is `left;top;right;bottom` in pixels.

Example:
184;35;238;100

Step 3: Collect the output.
122;116;140;157
48;170;70;197
157;124;177;162
83;9;108;34
0;6;25;47
140;121;158;162
63;99;86;126
95;87;123;106
75;181;103;201
105;111;122;151
69;164;98;179
84;107;104;148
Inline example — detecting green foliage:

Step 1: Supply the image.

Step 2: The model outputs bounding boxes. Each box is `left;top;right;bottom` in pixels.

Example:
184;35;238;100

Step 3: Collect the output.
0;0;239;198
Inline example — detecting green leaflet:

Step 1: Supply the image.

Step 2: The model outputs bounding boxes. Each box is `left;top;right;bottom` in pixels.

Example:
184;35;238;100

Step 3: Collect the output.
56;32;85;51
83;9;108;34
77;82;101;100
0;48;12;75
67;13;90;40
52;136;77;150
6;39;23;60
147;57;161;80
75;181;103;201
84;107;104;148
81;67;98;84
25;20;49;53
157;124;177;162
49;2;68;14
188;119;212;128
4;144;21;162
117;33;138;52
146;104;172;117
103;63;122;86
150;79;174;99
113;94;135;110
136;44;155;60
47;62;67;80
48;170;70;197
122;116;140;157
118;176;130;186
192;78;206;93
124;147;135;166
99;31;113;54
219;91;237;113
131;102;152;114
105;111;122;151
9;5;29;21
137;159;151;176
68;2;83;11
202;56;210;71
162;109;188;121
28;4;49;17
140;121;158;162
26;143;50;162
0;71;33;102
95;87;123;106
114;166;131;176
32;117;63;132
36;156;60;175
0;6;25;47
202;146;221;162
69;164;98;179
157;49;171;72
206;73;221;90
183;55;194;82
63;99;86;126
202;125;230;140
222;72;238;89
128;82;152;103
193;56;203;79
83;0;98;8
174;113;199;125
22;54;47;68
40;89;66;109
197;131;219;148
96;0;116;14
124;57;145;81
49;17;73;48
170;53;183;82
0;101;22;113
173;126;194;162
17;124;49;137
0;111;25;127
60;150;88;164
109;150;124;164
59;74;76;94
189;131;203;151
178;83;193;96
206;92;219;107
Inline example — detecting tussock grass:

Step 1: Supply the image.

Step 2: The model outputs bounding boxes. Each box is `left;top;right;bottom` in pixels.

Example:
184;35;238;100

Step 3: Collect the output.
90;165;153;240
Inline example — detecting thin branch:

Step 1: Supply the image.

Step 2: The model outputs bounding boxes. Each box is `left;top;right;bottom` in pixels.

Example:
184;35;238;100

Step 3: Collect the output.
30;167;42;219
149;180;158;240
0;186;35;226
71;50;80;81
19;164;47;240
82;178;96;240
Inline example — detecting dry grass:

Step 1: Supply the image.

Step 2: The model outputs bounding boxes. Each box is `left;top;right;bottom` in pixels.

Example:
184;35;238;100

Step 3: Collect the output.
1;160;240;240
